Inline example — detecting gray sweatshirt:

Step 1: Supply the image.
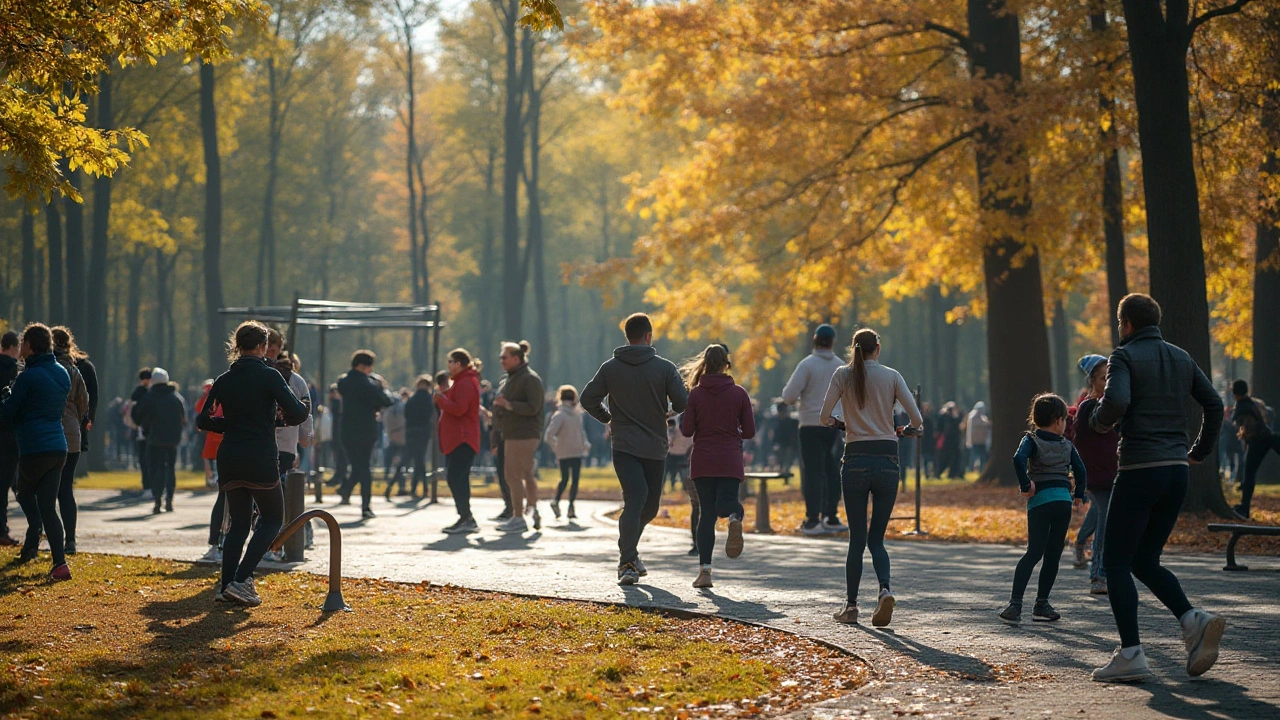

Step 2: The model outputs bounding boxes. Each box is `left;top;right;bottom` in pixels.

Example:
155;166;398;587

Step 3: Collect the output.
781;348;843;427
581;345;688;460
820;360;923;443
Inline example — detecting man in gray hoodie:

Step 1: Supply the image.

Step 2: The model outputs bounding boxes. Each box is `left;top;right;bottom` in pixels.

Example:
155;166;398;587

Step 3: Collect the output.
781;324;847;535
582;313;688;585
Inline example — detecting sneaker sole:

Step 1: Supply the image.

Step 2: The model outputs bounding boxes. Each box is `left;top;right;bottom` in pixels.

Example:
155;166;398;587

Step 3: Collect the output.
726;519;744;559
617;574;638;586
1032;615;1060;622
999;617;1021;626
1188;616;1226;677
1092;669;1154;683
693;579;713;589
834;614;858;625
871;596;895;627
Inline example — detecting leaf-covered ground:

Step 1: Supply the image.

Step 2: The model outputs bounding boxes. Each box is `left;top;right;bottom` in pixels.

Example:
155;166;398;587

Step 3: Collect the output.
0;554;867;719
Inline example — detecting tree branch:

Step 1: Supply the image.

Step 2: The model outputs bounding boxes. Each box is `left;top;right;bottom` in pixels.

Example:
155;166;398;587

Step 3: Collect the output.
1188;0;1257;36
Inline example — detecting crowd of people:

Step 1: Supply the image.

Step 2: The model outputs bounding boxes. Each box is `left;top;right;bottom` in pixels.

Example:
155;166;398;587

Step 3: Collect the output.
4;290;1269;686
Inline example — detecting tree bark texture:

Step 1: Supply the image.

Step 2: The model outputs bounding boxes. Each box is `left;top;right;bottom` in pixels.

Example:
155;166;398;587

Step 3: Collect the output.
22;210;37;323
63;168;86;334
126;253;144;380
1092;7;1129;348
1253;88;1280;406
200;62;226;374
500;0;525;339
87;70;113;394
527;68;551;376
1051;297;1071;399
45;200;64;325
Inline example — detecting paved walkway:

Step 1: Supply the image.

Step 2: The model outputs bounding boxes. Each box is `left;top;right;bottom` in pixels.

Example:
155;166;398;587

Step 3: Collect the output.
13;488;1280;719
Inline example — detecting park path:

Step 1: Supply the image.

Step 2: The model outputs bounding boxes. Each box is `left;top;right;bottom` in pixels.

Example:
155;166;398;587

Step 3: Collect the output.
17;487;1280;719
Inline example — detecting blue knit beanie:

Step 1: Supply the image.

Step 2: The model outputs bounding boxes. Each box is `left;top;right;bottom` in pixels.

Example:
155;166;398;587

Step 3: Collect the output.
1078;354;1107;377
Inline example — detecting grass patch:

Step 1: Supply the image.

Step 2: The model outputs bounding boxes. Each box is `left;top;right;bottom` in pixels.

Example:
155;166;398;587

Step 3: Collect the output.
0;554;866;719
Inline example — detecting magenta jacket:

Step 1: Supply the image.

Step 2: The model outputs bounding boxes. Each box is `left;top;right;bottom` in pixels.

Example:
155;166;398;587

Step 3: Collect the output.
681;374;756;480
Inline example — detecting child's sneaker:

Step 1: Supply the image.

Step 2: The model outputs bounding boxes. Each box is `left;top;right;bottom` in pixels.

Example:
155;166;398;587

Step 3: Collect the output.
1092;647;1154;683
833;603;858;624
1032;600;1061;622
998;602;1022;625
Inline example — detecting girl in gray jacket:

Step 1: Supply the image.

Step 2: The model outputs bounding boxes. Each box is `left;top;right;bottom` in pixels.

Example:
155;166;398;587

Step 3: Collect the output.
545;385;589;519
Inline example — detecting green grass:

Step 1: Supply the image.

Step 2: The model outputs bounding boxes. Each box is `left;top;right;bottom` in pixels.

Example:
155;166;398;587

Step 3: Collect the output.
0;554;865;719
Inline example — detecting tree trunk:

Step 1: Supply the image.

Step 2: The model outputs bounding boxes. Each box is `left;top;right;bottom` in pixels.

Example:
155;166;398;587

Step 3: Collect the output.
527;79;551;375
1092;7;1128;348
154;249;168;368
1051;296;1072;398
479;144;498;355
1253;87;1280;407
500;0;526;339
22;210;36;323
1120;0;1225;513
258;57;282;307
45;200;64;324
126;253;145;380
87;70;113;472
597;171;611;363
63;169;86;333
969;0;1053;486
200;61;226;374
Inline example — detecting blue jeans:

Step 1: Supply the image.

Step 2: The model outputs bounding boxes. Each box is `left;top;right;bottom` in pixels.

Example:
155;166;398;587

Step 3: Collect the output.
1088;489;1111;581
841;452;899;604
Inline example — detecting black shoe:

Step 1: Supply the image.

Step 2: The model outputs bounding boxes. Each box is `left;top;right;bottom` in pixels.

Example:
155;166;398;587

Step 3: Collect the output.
491;511;512;522
65;541;77;555
18;544;38;564
165;500;174;512
338;497;352;506
1032;600;1061;622
1232;504;1250;521
567;505;577;519
687;544;699;556
999;602;1022;625
152;503;162;515
361;507;376;520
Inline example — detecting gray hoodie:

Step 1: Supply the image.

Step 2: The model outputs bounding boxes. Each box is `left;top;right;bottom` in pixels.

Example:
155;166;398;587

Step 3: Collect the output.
781;348;843;427
581;345;688;461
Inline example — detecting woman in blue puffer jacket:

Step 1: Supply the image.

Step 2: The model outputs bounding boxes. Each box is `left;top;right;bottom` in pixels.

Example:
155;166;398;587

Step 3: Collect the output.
0;323;72;580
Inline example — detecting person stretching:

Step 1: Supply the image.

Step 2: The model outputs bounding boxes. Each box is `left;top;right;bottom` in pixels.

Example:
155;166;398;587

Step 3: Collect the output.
680;345;755;588
998;393;1087;625
545;385;589;521
821;328;922;627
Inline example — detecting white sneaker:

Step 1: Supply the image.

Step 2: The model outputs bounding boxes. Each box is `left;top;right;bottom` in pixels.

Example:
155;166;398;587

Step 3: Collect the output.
1181;609;1226;677
871;588;895;627
223;580;262;607
497;516;528;533
1092;647;1155;683
199;545;223;563
822;517;849;534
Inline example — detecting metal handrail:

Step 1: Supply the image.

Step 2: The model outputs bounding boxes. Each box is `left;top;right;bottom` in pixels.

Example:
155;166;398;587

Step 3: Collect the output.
269;509;352;612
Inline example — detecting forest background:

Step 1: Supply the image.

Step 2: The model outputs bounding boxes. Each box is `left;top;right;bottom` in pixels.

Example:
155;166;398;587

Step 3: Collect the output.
1;0;1277;505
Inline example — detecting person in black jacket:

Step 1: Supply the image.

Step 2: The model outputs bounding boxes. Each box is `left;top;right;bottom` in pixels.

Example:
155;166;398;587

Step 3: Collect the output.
337;350;393;518
0;331;20;546
198;321;309;607
323;384;347;487
132;367;188;513
1230;379;1279;520
403;375;434;498
129;368;151;488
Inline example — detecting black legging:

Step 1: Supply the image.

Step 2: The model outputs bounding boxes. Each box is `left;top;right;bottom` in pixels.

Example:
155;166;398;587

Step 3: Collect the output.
18;452;68;568
209;490;226;546
1010;500;1072;603
149;445;178;504
842;452;899;603
555;457;582;505
494;438;512;515
445;444;476;520
221;483;284;590
340;435;376;509
693;477;744;565
57;452;79;545
1240;434;1280;515
0;438;20;536
407;429;429;496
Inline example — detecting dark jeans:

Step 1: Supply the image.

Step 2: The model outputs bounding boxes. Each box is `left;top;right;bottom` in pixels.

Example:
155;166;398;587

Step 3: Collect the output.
407;428;429;495
685;477;700;547
1240;434;1280;515
445;444;476;520
1103;464;1194;648
329;433;349;483
614;451;665;567
693;477;744;565
58;452;80;544
0;437;18;535
384;442;406;488
556;457;582;505
340;435;376;509
209;490;226;546
1010;501;1072;603
17;452;68;567
841;452;899;603
148;445;178;504
221;483;284;589
136;438;150;488
799;426;842;522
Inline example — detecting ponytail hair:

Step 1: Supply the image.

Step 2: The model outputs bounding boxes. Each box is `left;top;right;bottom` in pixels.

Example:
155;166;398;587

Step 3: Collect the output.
500;340;530;362
849;328;880;409
679;344;731;389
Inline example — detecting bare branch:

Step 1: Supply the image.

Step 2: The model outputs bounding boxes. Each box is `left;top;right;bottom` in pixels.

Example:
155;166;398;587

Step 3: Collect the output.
1188;0;1258;36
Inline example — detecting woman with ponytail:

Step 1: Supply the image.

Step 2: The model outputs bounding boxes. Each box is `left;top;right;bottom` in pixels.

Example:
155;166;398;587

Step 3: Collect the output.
820;328;922;627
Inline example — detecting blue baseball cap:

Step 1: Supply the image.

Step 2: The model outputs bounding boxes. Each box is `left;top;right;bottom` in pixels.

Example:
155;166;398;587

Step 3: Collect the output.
814;324;836;342
1078;354;1107;377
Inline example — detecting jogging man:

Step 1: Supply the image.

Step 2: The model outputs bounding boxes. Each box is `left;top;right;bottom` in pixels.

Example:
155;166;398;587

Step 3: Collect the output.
781;324;847;534
582;313;688;585
1089;293;1225;683
1229;379;1279;520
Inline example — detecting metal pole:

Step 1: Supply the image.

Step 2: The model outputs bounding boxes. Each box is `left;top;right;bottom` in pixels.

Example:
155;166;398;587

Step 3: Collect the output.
286;294;300;353
911;385;927;535
317;326;327;503
270;508;351;612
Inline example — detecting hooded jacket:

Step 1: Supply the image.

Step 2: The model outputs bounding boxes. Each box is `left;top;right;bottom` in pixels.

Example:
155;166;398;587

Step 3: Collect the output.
544;403;590;461
198;356;309;489
131;382;188;448
781;348;843;427
54;353;90;451
0;352;70;456
435;366;481;454
581;345;689;461
491;363;545;440
681;374;755;480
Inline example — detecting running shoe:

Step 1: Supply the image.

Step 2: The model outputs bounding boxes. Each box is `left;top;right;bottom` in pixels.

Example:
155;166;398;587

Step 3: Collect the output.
64;540;76;556
199;545;223;563
1090;579;1108;595
693;568;713;588
361;507;376;519
1032;600;1061;622
822;516;849;534
998;602;1022;625
1073;544;1089;569
0;534;19;547
215;586;227;603
491;510;512;522
801;519;825;536
1092;647;1154;683
617;563;639;586
50;563;72;582
530;506;542;530
223;580;262;607
687;544;698;556
566;505;577;519
633;557;648;577
443;518;479;535
165;499;174;512
1181;609;1226;677
496;516;528;533
725;516;744;558
833;604;859;624
152;503;162;515
871;588;896;627
551;500;561;519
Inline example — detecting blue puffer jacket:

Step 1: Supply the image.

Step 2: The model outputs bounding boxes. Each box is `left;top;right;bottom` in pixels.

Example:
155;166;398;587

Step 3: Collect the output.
0;352;70;456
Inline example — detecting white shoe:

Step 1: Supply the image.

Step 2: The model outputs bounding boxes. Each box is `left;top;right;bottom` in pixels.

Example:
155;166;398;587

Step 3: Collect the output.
223;580;262;607
497;516;528;533
871;588;895;627
1181;609;1226;677
822;517;849;534
1092;647;1155;683
199;545;223;563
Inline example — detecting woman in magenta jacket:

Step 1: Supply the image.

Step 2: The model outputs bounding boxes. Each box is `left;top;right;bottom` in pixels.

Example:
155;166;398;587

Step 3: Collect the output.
435;349;482;534
680;344;755;589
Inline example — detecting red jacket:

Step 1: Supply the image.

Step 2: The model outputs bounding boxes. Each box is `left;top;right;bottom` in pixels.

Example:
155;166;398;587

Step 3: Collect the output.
1068;398;1118;493
435;366;481;454
195;390;223;460
681;374;755;480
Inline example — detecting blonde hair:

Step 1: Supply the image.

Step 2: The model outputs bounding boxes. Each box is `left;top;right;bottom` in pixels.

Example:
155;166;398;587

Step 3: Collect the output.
558;384;578;404
680;344;731;389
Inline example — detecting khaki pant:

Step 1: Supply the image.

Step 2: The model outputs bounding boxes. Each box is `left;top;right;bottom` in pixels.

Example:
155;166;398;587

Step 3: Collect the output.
503;438;540;517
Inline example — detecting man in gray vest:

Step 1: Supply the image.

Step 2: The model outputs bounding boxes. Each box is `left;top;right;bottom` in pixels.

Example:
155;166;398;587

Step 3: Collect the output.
782;324;847;534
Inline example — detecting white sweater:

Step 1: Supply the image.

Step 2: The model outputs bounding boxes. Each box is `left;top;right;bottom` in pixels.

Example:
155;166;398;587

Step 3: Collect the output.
544;404;590;460
275;372;313;454
781;349;844;427
819;360;922;443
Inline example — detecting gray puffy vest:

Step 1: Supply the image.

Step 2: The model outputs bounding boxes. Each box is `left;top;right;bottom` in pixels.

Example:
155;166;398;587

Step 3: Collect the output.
1026;432;1072;492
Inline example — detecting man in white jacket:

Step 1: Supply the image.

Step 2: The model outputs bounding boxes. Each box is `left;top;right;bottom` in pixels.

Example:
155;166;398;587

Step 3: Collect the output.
781;324;847;535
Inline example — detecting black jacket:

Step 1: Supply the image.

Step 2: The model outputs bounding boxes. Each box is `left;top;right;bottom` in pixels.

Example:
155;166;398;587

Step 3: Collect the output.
337;368;393;444
75;358;98;452
132;383;188;448
0;355;19;450
404;388;433;429
198;356;309;488
1091;326;1222;468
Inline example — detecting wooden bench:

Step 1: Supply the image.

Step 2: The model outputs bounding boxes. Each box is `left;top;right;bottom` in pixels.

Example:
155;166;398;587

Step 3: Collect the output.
744;471;793;534
1207;523;1280;571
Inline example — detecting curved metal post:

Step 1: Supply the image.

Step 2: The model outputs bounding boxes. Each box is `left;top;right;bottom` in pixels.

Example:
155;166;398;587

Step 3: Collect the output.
270;509;352;612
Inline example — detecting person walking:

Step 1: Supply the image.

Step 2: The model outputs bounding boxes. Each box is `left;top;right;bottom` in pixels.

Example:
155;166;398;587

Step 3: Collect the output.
337;350;393;518
582;313;689;585
1069;354;1118;595
197;321;310;606
127;368;152;487
1089;293;1225;683
781;324;847;535
997;393;1087;625
403;375;434;498
0;324;72;579
436;349;482;534
491;341;545;533
965;402;991;473
545;385;590;520
381;389;408;499
0;331;22;546
197;381;227;562
937;402;965;478
822;328;922;627
49;329;89;553
131;367;187;513
679;345;754;589
1229;379;1279;520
